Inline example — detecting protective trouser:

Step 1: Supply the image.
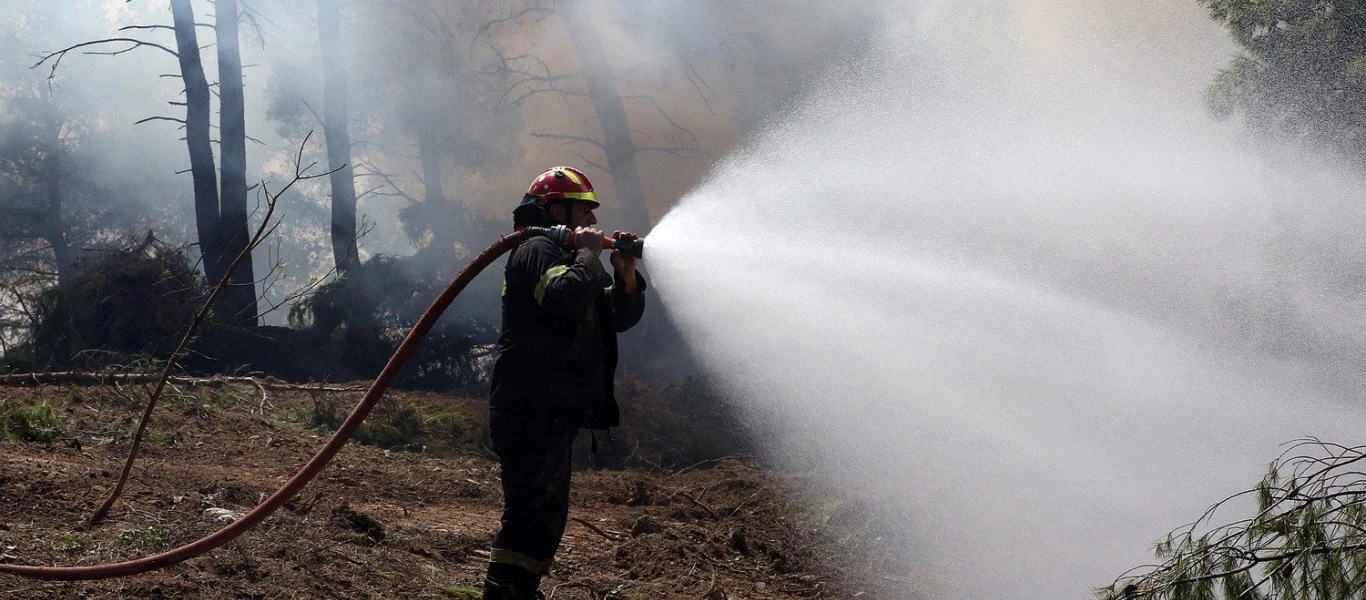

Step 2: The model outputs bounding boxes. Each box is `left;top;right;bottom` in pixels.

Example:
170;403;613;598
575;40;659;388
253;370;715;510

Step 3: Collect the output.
483;405;580;599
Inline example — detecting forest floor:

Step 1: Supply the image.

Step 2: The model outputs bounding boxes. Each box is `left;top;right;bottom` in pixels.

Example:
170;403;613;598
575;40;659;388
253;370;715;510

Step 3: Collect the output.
0;383;900;599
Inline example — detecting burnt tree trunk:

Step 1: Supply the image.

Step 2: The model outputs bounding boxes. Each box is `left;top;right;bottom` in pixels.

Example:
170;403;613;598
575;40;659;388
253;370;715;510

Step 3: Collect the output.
566;6;651;235
170;0;223;288
417;124;458;256
216;0;258;326
41;103;70;287
43;174;70;286
318;0;359;275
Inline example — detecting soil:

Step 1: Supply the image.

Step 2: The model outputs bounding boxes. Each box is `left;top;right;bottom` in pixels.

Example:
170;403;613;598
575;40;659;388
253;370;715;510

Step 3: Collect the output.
0;383;891;599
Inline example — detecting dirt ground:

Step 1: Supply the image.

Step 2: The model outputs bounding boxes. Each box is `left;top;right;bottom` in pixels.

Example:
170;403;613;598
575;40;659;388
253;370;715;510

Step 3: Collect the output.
0;383;894;599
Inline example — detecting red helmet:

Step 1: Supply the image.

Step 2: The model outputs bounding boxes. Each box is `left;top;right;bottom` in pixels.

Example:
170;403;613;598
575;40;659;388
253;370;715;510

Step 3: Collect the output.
525;166;599;207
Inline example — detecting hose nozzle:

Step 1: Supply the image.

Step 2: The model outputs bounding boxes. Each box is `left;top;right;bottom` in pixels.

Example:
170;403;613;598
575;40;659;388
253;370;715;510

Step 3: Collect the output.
610;236;645;259
530;225;645;259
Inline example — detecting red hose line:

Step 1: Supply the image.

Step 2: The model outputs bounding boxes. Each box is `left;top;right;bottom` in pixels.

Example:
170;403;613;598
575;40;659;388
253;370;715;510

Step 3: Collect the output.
0;229;534;581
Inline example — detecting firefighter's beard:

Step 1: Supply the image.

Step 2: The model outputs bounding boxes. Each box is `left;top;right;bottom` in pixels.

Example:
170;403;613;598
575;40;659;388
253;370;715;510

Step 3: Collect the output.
642;7;1366;600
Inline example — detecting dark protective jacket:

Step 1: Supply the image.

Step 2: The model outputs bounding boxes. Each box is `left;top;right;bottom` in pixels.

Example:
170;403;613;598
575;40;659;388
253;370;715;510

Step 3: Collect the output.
490;236;647;429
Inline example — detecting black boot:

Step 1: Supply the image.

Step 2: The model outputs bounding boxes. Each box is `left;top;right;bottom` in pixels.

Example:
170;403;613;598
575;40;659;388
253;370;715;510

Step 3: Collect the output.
481;578;545;600
482;564;543;600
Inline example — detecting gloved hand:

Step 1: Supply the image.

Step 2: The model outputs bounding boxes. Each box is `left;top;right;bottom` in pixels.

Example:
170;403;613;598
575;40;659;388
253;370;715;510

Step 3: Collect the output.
611;230;639;294
573;227;604;255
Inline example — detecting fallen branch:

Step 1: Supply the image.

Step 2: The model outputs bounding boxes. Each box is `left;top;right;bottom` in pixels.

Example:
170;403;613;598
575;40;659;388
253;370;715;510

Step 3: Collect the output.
0;371;365;393
675;491;719;519
726;492;765;520
255;379;270;414
672;455;754;477
571;517;627;542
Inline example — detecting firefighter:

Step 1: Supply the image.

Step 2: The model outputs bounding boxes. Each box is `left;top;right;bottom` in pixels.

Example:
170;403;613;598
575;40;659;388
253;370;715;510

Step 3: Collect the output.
482;166;647;599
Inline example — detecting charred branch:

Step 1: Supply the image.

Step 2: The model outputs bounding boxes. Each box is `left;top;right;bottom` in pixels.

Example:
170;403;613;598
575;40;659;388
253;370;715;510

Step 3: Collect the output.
530;131;606;151
0;371;367;393
621;93;700;147
117;23;214;33
133;116;188;127
472;5;554;47
636;146;707;159
32;38;178;81
485;46;586;108
353;162;422;205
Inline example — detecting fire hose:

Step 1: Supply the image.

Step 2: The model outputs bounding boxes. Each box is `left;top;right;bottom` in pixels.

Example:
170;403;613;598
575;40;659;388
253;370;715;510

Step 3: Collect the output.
0;226;642;581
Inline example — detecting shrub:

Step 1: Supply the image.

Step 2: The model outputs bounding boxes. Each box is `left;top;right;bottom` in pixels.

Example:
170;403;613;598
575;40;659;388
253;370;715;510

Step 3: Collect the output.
289;256;495;391
53;533;85;553
1;400;63;443
118;525;170;551
5;236;202;371
301;392;486;454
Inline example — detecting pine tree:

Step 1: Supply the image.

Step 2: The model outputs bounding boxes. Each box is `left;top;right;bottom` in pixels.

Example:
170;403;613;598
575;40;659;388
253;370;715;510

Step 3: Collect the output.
1101;439;1366;599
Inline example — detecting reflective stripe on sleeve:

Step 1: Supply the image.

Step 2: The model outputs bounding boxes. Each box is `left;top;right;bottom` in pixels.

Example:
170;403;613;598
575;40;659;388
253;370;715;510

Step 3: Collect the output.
534;265;572;305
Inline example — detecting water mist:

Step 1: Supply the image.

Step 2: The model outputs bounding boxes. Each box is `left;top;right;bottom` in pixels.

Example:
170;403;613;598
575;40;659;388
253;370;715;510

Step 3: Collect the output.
642;2;1366;598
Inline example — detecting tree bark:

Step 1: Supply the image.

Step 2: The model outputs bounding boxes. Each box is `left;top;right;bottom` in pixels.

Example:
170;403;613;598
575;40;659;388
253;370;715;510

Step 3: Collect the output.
566;5;651;235
318;0;359;275
43;162;70;287
216;0;258;326
169;0;223;287
41;102;70;287
417;124;459;256
43;176;70;286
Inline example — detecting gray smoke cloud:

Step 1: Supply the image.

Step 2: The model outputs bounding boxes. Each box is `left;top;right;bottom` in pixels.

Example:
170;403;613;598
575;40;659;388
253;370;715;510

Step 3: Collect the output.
1;0;885;321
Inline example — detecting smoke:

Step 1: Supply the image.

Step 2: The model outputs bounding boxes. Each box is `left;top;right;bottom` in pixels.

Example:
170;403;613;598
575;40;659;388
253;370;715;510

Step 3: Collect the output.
646;1;1366;598
13;3;1366;594
1;0;887;327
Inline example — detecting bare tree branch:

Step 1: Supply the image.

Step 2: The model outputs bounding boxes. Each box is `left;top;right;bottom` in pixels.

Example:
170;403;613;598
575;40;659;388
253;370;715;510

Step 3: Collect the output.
89;132;340;524
567;148;608;174
621;93;700;147
353;161;422;205
32;38;178;81
484;44;587;108
530;131;606;151
472;5;554;49
0;371;367;392
636;145;707;159
133;116;188;127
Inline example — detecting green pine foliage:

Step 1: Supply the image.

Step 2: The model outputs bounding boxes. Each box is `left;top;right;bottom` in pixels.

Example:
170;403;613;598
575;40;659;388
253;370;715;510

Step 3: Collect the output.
1100;439;1366;599
1196;0;1366;161
0;400;62;443
3;238;202;371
